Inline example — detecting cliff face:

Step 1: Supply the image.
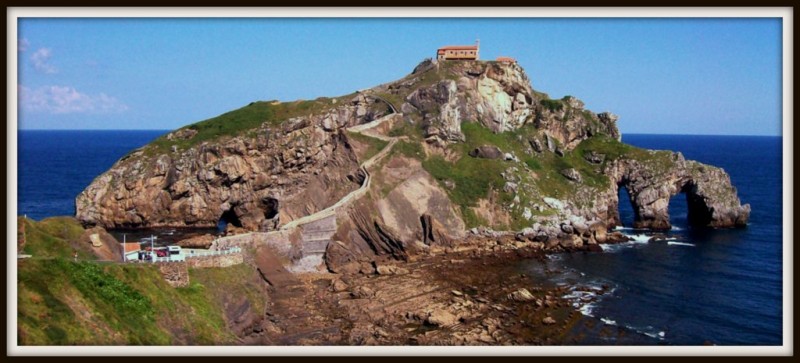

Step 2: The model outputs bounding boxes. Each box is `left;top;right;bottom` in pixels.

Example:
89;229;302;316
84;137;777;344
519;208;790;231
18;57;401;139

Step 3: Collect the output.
397;60;619;150
76;94;390;230
76;58;749;247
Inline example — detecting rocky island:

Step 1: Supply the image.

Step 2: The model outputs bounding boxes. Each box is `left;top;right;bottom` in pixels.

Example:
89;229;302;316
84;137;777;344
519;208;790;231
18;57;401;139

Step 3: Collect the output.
19;58;750;345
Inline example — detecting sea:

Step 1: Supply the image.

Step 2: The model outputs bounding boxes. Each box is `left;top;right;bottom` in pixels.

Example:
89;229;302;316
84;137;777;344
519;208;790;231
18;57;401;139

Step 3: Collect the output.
16;130;784;345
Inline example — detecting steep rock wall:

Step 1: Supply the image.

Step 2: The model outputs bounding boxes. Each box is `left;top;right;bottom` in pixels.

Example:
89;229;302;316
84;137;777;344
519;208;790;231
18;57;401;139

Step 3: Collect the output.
76;95;388;230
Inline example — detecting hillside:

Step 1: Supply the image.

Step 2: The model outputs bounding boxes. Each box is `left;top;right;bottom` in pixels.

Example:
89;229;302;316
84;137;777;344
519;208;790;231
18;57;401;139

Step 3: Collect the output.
74;58;750;272
16;217;268;345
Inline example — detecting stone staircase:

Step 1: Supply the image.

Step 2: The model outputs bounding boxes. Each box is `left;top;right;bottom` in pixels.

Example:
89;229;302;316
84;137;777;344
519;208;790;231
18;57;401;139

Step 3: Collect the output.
287;213;338;273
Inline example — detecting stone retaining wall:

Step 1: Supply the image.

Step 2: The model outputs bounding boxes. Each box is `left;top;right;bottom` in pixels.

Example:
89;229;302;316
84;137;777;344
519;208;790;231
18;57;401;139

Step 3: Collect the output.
186;252;244;269
158;263;189;287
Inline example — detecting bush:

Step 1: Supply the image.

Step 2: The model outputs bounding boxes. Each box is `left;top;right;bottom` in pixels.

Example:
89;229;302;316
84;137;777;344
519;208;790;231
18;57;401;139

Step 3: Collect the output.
540;99;564;112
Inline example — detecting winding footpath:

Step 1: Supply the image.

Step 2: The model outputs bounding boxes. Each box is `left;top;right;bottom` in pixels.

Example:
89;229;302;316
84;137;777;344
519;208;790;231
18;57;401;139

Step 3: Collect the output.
214;95;402;272
280;113;399;230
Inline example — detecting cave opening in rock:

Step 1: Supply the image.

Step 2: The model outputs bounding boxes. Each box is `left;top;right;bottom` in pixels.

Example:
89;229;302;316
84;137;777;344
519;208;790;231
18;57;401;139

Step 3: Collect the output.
682;182;713;227
262;197;279;219
217;207;242;233
617;184;637;227
667;189;690;230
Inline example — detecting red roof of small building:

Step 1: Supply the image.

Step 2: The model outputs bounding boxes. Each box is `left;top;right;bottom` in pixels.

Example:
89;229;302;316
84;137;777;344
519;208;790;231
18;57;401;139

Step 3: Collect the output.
438;45;479;50
123;243;141;253
496;56;516;63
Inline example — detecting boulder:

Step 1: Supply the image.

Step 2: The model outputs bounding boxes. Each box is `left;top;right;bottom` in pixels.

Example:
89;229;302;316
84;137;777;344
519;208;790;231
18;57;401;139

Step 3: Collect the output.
529;138;544;153
560;168;582;183
468;145;503;159
177;234;215;249
426;309;458;327
508;288;536;302
330;279;349;292
584;151;606;164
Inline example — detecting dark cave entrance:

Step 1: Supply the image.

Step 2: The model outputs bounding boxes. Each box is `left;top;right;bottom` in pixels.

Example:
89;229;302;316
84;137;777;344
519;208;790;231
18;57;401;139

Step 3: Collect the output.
217;206;242;233
262;197;279;219
682;182;713;228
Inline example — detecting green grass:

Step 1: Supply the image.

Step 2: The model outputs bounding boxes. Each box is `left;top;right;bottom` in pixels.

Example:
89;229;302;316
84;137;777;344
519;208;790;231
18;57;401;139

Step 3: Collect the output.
412;122;644;228
540;99;564;112
419;122;519;227
147;97;348;154
16;218;264;345
20;217;96;260
346;131;389;161
392;140;425;159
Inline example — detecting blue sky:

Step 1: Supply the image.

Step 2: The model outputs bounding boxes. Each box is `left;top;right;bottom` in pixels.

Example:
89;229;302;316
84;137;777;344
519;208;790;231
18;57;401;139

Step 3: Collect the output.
16;17;782;135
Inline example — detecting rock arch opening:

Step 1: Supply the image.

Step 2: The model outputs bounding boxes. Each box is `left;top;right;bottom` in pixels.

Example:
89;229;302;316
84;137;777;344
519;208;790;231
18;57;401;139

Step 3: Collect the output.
616;184;637;228
682;182;714;227
217;206;242;233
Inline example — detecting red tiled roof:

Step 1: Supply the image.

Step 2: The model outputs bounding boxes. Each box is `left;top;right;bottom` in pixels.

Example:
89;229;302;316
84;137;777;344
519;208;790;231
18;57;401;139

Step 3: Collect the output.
123;243;141;253
496;56;516;62
438;45;479;50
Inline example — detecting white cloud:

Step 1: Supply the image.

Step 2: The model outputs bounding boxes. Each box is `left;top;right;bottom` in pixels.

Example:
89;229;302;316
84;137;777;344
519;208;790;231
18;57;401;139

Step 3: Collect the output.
30;47;57;74
19;85;129;114
18;38;29;52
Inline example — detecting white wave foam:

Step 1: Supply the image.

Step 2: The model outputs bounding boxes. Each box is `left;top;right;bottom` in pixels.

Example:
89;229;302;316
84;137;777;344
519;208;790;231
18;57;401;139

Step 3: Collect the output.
626;324;666;340
600;233;650;252
628;234;651;243
667;241;695;247
578;302;596;317
600;317;617;326
671;226;683;231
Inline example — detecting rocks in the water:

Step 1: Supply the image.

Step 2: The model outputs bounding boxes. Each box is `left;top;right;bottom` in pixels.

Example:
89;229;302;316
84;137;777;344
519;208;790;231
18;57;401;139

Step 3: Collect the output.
542;316;557;325
469;145;503;159
560;168;582;183
508;288;536;302
177;234;215;249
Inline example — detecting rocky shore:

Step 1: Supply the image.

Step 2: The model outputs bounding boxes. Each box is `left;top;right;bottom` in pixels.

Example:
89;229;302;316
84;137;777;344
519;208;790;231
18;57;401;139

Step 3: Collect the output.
242;234;625;345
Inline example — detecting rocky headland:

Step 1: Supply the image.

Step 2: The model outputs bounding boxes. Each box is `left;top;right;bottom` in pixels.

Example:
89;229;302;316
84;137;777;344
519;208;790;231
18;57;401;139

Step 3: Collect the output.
62;58;751;345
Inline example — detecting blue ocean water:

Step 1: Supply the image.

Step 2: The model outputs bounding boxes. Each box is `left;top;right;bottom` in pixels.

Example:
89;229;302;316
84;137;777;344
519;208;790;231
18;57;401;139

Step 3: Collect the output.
17;130;168;220
16;131;783;345
522;134;783;345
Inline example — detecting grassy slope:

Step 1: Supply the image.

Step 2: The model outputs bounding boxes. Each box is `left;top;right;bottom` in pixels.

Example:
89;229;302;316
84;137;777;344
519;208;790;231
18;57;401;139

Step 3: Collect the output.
346;131;389;162
145;95;356;154
385;114;676;230
16;217;264;345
